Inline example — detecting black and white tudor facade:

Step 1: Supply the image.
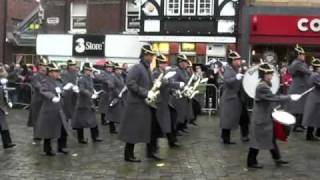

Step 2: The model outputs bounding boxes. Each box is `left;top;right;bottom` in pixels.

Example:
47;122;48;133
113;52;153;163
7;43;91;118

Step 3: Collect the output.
138;0;239;63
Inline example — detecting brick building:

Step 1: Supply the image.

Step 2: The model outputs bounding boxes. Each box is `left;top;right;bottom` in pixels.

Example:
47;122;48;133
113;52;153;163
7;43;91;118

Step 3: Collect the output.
239;0;320;64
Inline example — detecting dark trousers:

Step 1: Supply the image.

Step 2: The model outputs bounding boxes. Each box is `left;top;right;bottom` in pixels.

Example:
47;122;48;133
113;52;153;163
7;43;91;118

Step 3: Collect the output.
191;99;201;123
247;138;281;165
124;143;135;159
221;129;231;143
307;127;316;139
1;130;13;148
293;114;303;129
109;122;116;132
76;126;99;141
101;113;106;124
239;105;250;138
147;108;162;156
43;127;68;153
169;106;177;135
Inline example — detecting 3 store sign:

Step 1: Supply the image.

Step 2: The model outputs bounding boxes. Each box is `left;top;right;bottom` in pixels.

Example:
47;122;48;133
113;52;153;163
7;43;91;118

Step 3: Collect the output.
297;18;320;32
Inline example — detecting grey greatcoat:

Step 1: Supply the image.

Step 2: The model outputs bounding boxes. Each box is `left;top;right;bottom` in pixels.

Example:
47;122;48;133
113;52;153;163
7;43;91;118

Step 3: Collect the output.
302;73;320;128
35;77;65;139
219;65;242;130
153;68;180;134
171;67;189;124
287;59;312;114
0;86;9;130
119;59;153;144
96;71;115;115
27;73;46;127
72;74;97;129
61;70;78;120
107;74;125;123
250;81;289;150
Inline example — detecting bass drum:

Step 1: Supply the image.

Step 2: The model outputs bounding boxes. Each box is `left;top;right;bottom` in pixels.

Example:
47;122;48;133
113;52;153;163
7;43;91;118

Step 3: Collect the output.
242;65;280;98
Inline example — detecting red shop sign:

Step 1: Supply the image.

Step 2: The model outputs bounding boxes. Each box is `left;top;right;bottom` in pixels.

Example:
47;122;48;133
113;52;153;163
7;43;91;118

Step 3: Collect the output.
250;15;320;37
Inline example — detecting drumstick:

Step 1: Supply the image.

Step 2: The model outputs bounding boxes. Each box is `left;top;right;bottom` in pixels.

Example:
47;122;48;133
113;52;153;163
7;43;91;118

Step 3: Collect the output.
300;87;315;97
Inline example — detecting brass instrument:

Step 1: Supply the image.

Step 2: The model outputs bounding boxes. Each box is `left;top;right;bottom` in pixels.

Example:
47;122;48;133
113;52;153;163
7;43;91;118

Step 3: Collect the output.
145;72;164;108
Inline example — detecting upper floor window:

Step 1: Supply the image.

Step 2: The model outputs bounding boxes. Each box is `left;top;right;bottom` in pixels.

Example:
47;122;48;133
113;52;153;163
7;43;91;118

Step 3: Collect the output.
70;3;87;34
166;0;180;16
182;0;196;15
198;0;213;16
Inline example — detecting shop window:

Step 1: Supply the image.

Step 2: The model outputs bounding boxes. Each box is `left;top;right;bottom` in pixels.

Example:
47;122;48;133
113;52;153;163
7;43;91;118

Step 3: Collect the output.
217;20;235;33
166;0;180;16
70;3;87;34
198;0;213;16
182;0;196;16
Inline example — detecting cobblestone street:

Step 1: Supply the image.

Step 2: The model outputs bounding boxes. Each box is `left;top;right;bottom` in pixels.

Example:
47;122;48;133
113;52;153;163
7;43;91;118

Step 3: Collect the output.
0;109;320;180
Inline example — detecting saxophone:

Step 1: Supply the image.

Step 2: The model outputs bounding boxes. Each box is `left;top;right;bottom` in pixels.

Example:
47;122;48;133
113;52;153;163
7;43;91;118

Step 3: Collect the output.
145;72;164;108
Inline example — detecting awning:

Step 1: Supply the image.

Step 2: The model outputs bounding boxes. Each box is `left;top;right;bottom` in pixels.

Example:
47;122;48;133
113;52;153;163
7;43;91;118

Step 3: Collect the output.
138;35;236;43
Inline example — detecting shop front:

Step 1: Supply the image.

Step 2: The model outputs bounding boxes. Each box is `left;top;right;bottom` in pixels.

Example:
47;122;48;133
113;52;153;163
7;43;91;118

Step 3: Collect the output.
240;6;320;65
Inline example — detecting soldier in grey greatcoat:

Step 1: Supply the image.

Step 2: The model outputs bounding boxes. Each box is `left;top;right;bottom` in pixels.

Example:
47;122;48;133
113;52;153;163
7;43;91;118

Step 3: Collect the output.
27;58;48;143
302;58;320;141
35;63;69;156
61;60;79;121
0;75;15;149
171;54;190;134
219;50;243;144
247;63;298;169
95;61;115;125
119;45;159;162
153;55;183;148
72;63;103;144
287;45;312;132
107;63;126;134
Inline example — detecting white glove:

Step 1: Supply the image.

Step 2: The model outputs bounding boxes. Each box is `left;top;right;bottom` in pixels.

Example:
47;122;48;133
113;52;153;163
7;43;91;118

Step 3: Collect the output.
179;82;185;88
91;93;98;99
8;102;13;108
147;91;156;99
0;78;8;85
55;87;62;94
63;83;73;90
72;85;80;93
236;73;244;80
154;81;162;89
290;94;302;101
52;96;60;103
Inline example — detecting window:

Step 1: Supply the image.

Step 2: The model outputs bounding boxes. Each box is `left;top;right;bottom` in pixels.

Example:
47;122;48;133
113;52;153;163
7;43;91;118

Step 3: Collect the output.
182;0;196;15
166;0;180;16
70;3;87;34
198;0;213;16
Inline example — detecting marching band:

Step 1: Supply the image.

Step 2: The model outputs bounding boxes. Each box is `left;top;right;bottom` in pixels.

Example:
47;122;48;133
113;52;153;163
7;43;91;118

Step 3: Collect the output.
1;43;320;171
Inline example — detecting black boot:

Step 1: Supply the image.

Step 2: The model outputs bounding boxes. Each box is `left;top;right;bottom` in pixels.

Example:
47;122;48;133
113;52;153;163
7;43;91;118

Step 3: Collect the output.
91;126;103;142
221;129;236;144
306;127;318;141
57;127;68;154
1;130;15;149
293;114;304;132
167;133;181;148
124;143;140;163
77;129;88;144
101;114;108;126
146;143;162;161
247;148;263;169
44;139;55;156
109;122;118;134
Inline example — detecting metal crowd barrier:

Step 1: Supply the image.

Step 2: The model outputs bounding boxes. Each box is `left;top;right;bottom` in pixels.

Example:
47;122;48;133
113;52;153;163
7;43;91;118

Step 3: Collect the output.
197;83;219;116
7;82;32;108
